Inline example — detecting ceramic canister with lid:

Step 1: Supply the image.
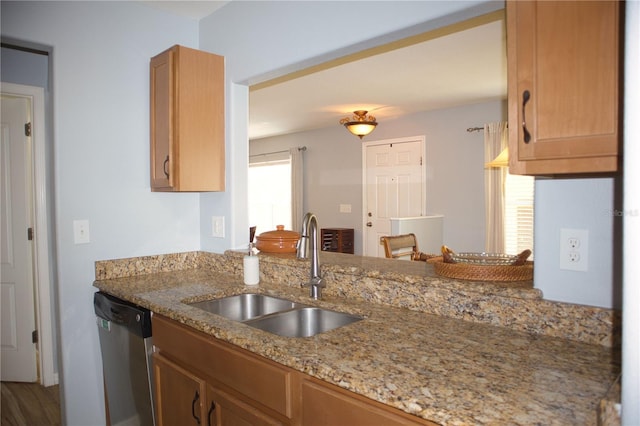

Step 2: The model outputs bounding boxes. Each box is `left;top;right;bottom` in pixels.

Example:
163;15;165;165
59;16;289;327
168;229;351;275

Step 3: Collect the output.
255;225;300;253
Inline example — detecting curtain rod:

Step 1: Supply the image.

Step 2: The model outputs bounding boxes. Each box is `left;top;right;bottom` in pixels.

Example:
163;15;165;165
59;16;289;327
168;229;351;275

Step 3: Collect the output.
467;124;508;133
249;146;306;158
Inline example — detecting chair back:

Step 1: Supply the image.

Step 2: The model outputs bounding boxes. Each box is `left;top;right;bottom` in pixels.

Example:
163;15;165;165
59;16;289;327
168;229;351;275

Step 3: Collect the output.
381;233;418;260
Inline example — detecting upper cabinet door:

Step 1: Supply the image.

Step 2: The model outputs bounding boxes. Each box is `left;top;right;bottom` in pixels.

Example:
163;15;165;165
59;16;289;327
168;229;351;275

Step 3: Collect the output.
150;45;225;192
507;1;620;175
150;48;174;189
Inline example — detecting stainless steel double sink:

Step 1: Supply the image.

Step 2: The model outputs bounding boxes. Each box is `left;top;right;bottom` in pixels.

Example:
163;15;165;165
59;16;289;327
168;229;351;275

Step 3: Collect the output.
189;293;363;338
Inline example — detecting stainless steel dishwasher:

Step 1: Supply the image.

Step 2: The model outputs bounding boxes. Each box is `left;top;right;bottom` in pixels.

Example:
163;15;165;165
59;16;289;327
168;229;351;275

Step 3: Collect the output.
94;291;155;426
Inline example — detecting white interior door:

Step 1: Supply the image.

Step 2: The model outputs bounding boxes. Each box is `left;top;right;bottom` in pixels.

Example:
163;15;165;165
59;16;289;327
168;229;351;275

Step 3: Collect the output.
1;93;38;382
364;137;425;257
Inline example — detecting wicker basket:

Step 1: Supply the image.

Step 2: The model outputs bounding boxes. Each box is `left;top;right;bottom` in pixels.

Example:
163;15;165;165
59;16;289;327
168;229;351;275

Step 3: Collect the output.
428;257;533;282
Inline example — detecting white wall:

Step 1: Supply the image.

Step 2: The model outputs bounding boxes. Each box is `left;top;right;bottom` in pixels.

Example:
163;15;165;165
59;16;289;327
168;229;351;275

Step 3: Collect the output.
622;1;640;423
1;47;48;85
199;1;502;86
534;178;620;309
251;100;506;254
1;2;200;425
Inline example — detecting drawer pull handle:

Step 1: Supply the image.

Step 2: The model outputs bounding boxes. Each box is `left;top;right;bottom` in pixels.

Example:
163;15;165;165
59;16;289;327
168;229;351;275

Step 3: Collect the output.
207;401;216;426
191;390;201;424
522;90;531;143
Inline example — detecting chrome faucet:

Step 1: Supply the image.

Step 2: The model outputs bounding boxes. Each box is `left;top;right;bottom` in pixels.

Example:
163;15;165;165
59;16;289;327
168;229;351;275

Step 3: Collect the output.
297;212;325;299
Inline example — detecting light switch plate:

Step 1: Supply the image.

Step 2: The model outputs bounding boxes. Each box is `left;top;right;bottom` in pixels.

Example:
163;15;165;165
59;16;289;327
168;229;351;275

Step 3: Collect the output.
212;216;225;238
73;220;90;244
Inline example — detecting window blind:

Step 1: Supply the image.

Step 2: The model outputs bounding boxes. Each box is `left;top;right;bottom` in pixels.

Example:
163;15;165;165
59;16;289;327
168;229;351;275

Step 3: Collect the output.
504;173;534;258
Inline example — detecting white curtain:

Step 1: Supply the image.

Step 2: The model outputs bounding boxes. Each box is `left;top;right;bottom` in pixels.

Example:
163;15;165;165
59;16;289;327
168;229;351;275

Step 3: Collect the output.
290;147;304;232
484;122;508;253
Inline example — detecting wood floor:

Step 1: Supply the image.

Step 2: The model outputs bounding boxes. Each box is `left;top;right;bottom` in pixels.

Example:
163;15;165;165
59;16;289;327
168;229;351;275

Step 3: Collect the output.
1;382;61;426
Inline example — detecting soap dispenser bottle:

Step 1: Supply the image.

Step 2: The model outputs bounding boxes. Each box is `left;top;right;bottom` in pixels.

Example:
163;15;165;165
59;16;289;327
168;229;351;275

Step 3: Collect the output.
243;243;259;285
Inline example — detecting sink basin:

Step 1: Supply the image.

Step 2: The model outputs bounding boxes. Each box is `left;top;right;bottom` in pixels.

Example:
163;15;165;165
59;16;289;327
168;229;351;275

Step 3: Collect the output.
190;293;363;337
189;293;302;322
245;307;363;338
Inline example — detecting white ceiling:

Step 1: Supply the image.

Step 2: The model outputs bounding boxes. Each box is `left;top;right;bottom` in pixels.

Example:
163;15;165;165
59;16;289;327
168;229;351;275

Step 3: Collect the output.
141;0;230;20
250;18;507;140
140;1;507;141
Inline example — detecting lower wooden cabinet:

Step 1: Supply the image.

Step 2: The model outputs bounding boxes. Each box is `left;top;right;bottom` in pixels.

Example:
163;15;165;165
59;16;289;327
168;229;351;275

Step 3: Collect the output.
154;353;282;426
153;315;290;426
152;315;434;426
301;377;435;426
154;353;207;426
208;384;282;426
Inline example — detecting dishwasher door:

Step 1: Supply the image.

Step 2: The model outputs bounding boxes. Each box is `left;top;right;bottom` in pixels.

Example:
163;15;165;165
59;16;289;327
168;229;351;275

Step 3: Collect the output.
94;291;155;426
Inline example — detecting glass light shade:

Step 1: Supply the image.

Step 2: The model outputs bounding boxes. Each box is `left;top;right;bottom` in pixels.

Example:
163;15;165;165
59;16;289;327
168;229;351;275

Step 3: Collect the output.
340;110;378;139
485;147;509;168
345;122;377;139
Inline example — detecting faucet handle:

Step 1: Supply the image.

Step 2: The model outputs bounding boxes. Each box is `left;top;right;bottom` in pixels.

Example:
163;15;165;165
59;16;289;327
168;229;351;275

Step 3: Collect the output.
307;277;325;288
304;277;325;300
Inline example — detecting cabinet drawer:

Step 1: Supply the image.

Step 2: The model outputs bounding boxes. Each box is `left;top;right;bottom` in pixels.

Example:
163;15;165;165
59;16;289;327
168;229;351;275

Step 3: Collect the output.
208;384;283;426
153;315;293;419
301;377;436;426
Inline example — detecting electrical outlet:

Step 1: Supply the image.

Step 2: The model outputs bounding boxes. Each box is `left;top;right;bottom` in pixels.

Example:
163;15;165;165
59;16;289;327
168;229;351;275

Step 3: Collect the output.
559;228;588;271
73;220;90;244
568;237;580;249
211;216;225;238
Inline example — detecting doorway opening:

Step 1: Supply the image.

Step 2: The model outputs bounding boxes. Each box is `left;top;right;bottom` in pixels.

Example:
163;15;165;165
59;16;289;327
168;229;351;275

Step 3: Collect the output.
1;41;57;387
362;135;426;257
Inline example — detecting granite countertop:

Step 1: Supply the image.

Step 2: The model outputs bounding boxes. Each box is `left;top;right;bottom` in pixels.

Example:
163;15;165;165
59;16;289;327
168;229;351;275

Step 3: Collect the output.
94;264;619;426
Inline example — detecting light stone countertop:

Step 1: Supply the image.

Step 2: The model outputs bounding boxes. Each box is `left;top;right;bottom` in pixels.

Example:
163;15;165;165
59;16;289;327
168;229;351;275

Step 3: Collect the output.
94;258;620;426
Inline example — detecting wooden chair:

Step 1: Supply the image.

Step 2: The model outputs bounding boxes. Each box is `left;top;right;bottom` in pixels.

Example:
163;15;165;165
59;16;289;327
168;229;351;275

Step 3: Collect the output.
380;234;419;260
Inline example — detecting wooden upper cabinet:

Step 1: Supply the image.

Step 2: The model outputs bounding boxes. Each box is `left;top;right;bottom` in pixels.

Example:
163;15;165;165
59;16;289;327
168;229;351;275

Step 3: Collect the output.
507;1;620;175
150;45;225;191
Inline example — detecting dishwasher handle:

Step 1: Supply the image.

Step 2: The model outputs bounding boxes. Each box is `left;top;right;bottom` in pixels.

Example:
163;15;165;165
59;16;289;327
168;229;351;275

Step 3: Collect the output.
94;291;152;338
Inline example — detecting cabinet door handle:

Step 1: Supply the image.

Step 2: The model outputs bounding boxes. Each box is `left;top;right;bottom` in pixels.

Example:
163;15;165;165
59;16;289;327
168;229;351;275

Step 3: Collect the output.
207;401;216;426
522;90;531;143
163;155;170;179
191;390;201;425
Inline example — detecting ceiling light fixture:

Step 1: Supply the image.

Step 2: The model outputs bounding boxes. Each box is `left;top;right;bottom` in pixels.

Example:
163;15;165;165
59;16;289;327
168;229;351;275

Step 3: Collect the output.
340;110;378;139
